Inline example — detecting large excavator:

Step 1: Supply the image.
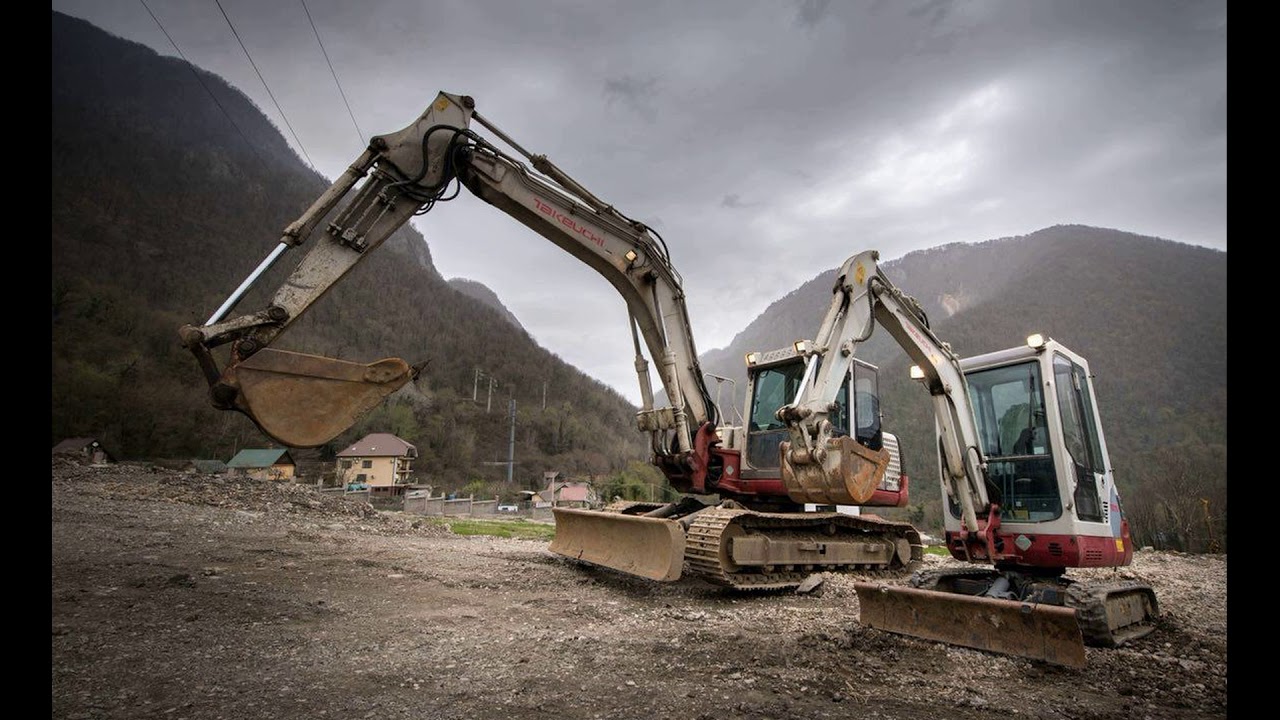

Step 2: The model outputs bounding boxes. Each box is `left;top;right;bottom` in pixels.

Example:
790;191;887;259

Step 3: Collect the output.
179;90;923;591
180;91;1156;666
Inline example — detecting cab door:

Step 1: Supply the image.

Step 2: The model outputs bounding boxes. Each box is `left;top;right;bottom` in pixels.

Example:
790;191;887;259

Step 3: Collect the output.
1051;354;1108;524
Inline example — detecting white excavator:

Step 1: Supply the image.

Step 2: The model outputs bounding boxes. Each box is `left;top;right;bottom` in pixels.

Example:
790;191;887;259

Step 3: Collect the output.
180;91;1156;667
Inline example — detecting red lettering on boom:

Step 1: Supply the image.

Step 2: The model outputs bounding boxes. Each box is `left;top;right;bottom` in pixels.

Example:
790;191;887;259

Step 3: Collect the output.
532;198;605;247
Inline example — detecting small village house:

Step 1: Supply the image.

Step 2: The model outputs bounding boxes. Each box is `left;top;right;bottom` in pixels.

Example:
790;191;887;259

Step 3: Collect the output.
226;449;296;481
52;437;114;464
335;433;417;489
530;471;599;509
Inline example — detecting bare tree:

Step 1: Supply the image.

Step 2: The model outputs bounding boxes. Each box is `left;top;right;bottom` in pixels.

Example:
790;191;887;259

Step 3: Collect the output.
1126;444;1226;553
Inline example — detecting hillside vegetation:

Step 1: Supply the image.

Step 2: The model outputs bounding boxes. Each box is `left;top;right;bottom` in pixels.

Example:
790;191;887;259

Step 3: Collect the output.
51;12;649;493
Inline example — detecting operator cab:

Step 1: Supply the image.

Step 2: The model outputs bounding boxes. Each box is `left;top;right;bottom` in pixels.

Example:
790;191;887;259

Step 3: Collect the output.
940;336;1114;539
741;343;882;476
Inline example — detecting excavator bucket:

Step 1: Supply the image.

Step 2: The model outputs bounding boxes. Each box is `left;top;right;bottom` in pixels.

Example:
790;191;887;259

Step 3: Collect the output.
221;349;413;448
780;436;889;505
854;583;1087;668
549;508;685;582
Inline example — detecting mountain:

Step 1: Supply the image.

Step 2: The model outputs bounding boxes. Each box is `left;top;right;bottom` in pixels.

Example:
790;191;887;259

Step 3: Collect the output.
700;226;1227;548
448;278;525;331
700;237;1054;379
51;11;646;488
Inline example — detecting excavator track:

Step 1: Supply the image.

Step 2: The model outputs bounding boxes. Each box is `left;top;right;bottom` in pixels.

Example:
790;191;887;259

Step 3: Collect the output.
684;507;923;591
1065;578;1159;647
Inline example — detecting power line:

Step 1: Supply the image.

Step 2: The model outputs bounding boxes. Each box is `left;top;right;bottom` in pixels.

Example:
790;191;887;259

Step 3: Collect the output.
299;0;364;147
213;0;318;171
137;0;270;174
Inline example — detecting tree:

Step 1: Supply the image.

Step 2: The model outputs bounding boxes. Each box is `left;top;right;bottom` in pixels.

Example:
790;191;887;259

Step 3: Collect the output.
1123;443;1226;553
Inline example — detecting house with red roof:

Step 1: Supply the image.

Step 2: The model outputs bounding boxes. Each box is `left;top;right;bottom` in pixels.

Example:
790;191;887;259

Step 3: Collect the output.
528;471;599;508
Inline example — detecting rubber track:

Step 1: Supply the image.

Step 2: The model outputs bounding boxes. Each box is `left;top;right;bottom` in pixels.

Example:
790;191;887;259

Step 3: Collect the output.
684;507;923;591
1065;578;1159;647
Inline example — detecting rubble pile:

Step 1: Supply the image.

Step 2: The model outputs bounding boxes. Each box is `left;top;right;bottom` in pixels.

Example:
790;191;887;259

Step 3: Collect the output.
52;457;449;537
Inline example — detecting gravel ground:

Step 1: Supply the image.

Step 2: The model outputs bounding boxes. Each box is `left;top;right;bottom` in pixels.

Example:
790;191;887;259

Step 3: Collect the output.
51;460;1227;719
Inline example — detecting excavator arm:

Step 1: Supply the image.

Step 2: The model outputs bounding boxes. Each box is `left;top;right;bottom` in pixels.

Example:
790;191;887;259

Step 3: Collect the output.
454;139;716;461
865;259;994;552
179;91;716;476
775;250;995;556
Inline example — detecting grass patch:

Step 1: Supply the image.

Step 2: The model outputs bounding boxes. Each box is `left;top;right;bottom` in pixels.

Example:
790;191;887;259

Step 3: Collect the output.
427;517;556;541
923;545;951;556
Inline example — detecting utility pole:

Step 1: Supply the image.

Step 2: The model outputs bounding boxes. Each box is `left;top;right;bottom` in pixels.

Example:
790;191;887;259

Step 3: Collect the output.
487;375;496;413
542;381;547;410
507;398;516;484
473;367;483;402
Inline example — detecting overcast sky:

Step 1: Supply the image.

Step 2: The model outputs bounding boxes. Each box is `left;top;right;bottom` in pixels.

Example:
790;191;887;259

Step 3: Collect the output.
53;0;1226;405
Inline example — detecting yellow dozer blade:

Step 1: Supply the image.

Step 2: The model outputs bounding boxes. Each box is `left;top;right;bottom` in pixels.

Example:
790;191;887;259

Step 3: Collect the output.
855;583;1087;668
220;349;413;448
550;508;686;582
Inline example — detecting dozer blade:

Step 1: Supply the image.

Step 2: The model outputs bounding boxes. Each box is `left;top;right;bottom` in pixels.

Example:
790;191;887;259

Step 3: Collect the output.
855;583;1087;668
221;349;413;448
550;508;685;582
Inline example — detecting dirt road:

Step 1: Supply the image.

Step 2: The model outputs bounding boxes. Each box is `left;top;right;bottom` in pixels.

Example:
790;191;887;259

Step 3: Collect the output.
51;461;1227;719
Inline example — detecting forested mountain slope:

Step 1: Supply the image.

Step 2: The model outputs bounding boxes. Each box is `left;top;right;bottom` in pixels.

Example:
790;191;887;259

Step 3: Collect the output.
52;12;646;487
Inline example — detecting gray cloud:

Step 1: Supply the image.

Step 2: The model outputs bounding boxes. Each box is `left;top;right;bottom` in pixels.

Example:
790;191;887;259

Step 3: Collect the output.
53;0;1226;404
604;75;659;105
603;74;660;122
794;0;832;28
721;194;760;209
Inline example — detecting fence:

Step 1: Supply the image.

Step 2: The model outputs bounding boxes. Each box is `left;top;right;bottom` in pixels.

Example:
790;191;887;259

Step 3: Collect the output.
320;487;370;503
404;494;501;517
